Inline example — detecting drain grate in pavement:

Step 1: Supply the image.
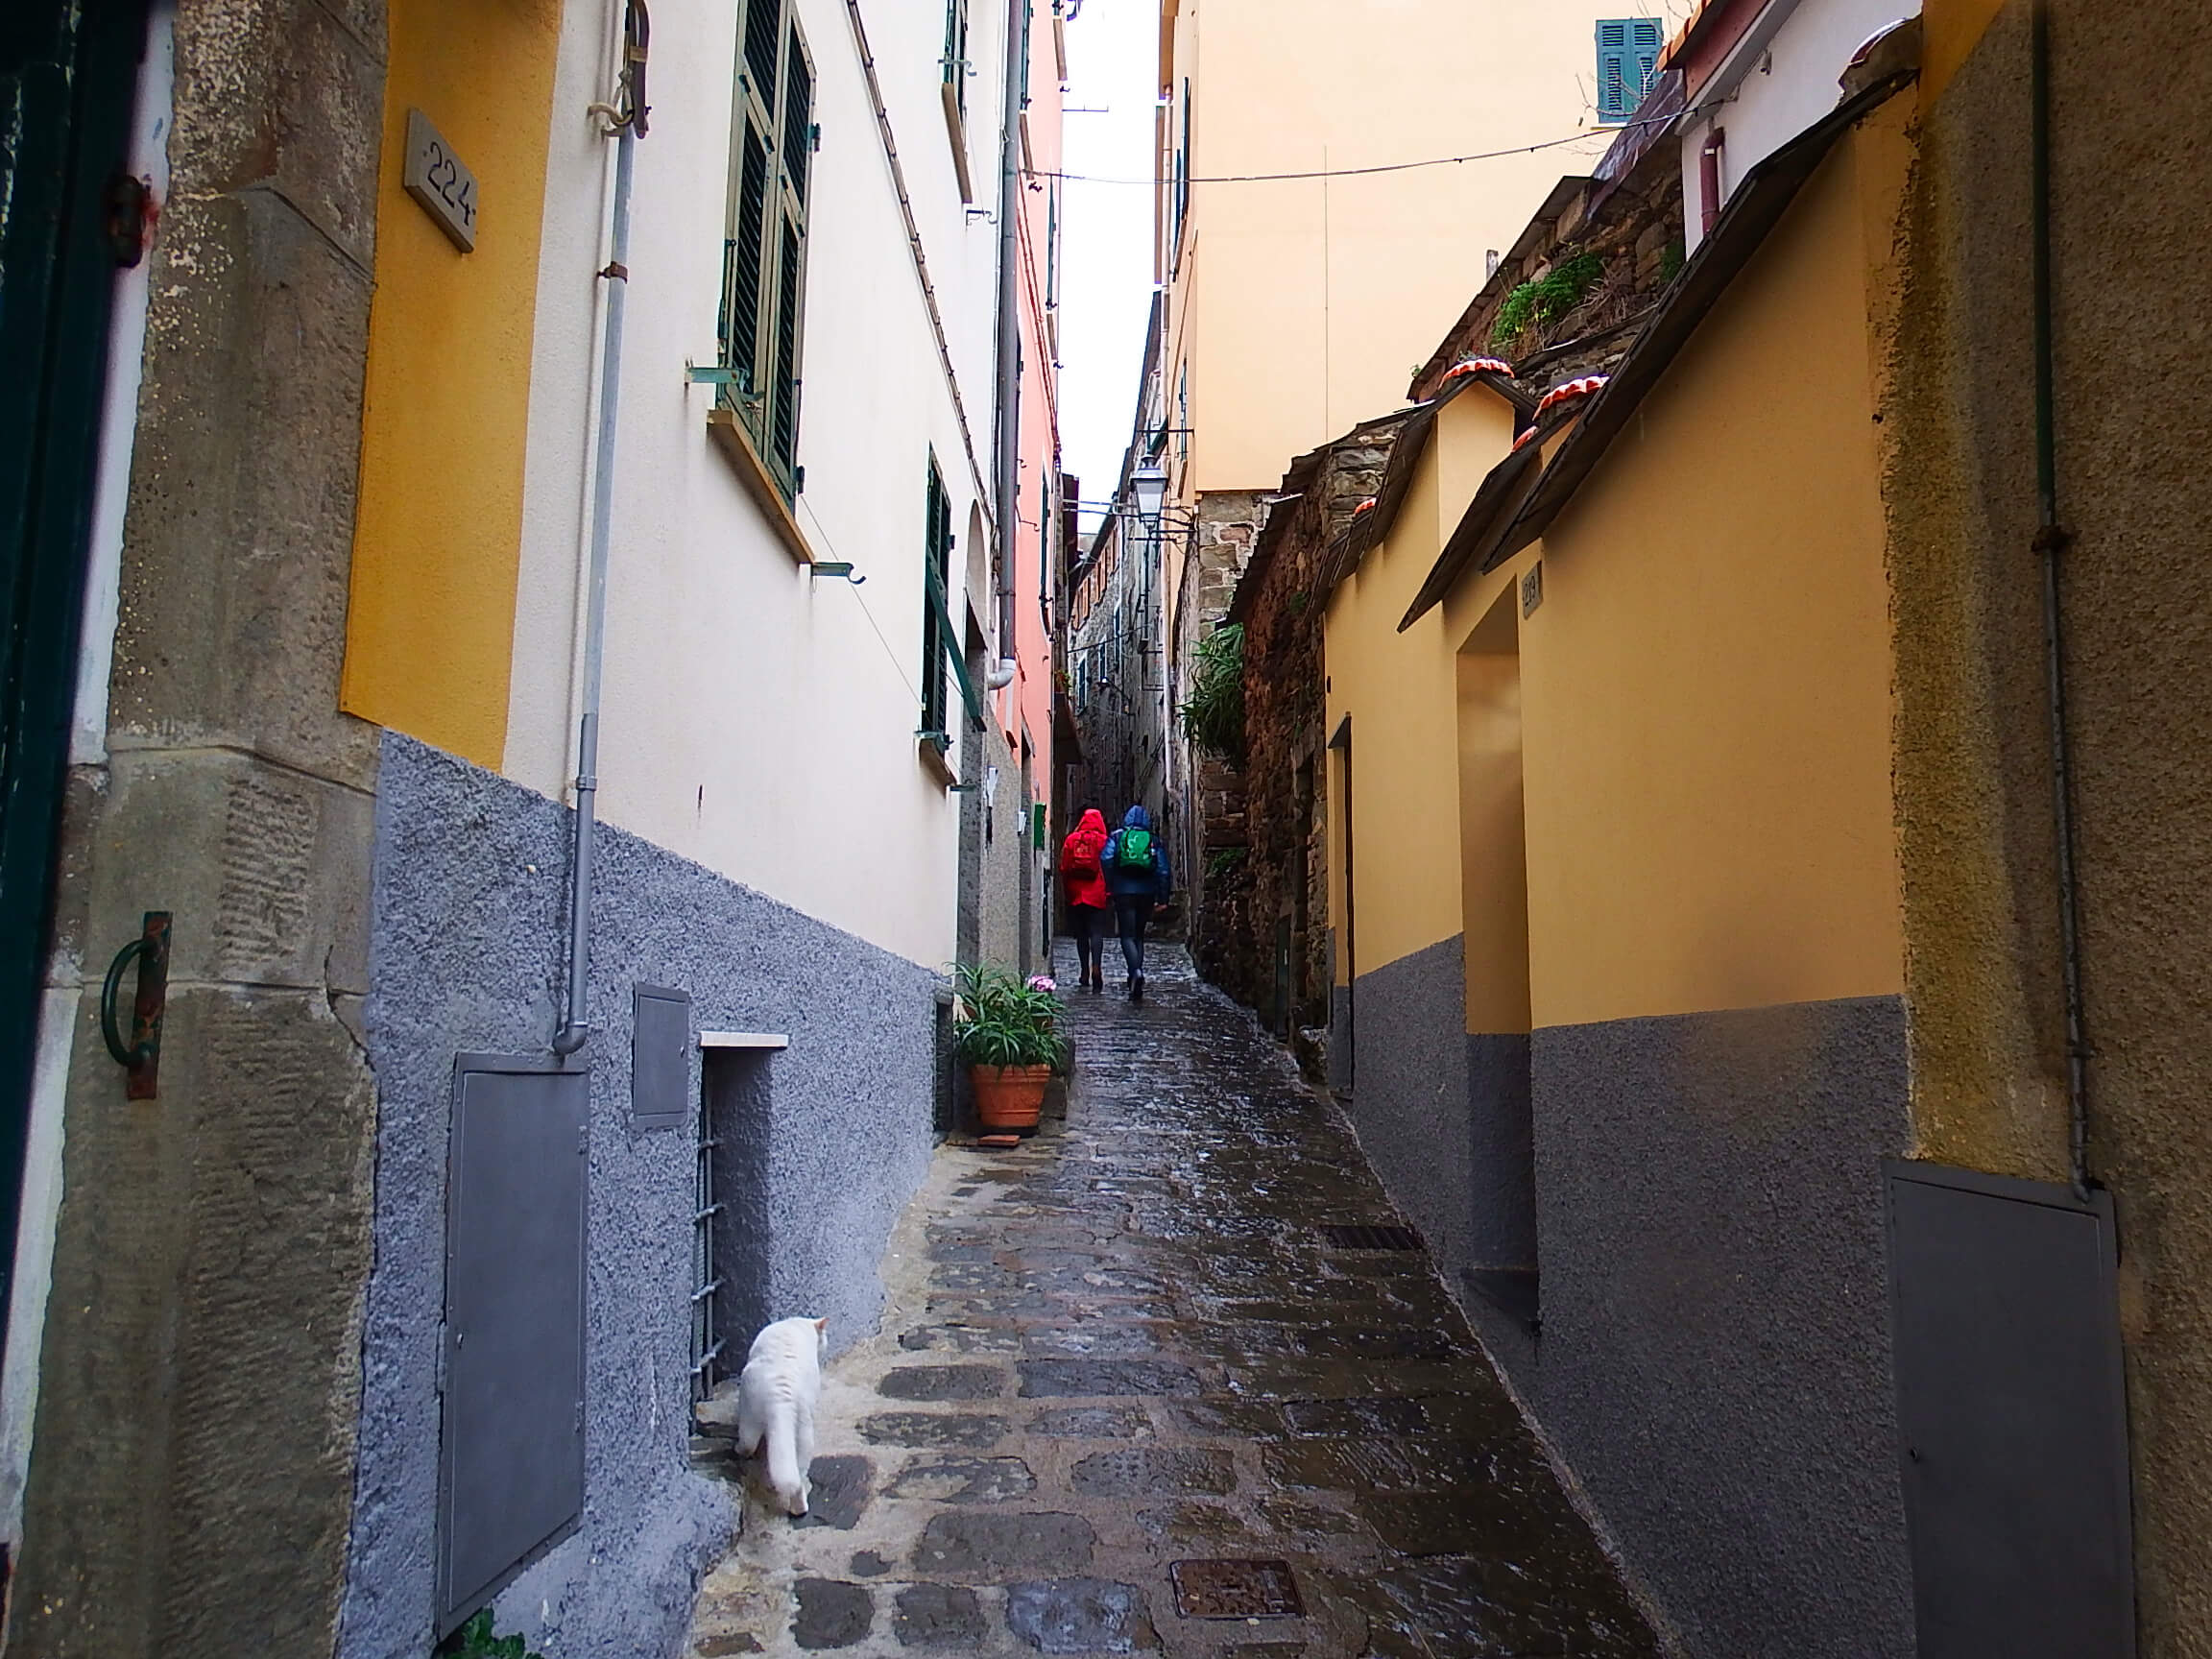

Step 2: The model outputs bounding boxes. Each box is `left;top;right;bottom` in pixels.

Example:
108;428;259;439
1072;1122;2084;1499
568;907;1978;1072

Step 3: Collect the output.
1169;1558;1305;1620
1317;1223;1425;1252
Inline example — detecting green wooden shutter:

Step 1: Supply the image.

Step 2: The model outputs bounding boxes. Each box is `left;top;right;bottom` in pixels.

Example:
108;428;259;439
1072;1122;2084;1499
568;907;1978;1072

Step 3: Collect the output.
781;33;812;206
742;0;780;107
943;0;969;119
1596;18;1632;120
724;129;768;395
769;218;802;470
722;2;810;499
922;460;950;740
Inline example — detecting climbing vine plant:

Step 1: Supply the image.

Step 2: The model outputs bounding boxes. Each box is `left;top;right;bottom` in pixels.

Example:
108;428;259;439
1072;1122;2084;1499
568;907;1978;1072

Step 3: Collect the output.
1180;623;1246;763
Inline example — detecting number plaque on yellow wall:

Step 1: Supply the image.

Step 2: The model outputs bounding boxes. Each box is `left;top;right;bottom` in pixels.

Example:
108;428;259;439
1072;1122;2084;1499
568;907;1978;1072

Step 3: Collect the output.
403;108;478;252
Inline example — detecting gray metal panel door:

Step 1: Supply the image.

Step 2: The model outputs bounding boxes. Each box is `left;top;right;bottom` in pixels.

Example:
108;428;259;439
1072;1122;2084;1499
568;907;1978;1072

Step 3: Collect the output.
438;1058;589;1633
1886;1162;2134;1658
632;984;692;1130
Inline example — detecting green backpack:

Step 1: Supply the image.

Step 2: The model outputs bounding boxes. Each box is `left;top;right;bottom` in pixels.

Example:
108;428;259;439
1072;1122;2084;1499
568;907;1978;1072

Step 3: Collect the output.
1115;828;1153;870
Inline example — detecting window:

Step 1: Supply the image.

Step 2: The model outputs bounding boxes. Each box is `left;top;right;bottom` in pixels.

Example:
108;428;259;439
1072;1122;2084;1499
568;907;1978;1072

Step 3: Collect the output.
940;0;975;200
1595;17;1662;122
719;0;813;498
943;0;969;119
1169;79;1191;275
921;456;953;742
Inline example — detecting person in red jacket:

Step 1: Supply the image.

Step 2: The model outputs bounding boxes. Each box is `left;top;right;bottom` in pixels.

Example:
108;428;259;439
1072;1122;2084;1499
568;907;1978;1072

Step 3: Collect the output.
1060;808;1111;991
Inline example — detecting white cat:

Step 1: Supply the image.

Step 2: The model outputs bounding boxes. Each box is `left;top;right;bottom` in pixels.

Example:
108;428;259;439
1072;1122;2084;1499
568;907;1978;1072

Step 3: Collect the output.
735;1315;827;1516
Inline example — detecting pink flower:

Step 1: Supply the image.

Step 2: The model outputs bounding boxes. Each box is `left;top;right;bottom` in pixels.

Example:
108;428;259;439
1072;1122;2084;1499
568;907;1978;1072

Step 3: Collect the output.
1027;975;1058;993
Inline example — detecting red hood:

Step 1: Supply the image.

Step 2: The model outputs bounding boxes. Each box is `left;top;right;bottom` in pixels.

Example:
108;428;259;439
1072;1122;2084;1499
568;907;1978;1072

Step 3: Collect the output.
1075;809;1107;836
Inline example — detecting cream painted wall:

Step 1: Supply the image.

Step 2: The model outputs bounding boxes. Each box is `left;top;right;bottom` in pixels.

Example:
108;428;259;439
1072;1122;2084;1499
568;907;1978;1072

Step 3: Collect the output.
1679;0;1921;252
506;0;1013;969
1517;126;1904;1028
1163;0;1636;496
1322;386;1522;982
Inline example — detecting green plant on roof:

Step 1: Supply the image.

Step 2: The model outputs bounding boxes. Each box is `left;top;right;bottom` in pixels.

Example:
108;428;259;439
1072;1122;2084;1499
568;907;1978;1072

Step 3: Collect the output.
1179;622;1245;762
437;1610;546;1659
1490;252;1604;348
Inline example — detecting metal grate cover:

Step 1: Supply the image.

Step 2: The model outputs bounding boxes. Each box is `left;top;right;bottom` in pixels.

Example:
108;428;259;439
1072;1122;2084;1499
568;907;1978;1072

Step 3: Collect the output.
1319;1222;1425;1252
632;984;691;1130
1169;1558;1304;1621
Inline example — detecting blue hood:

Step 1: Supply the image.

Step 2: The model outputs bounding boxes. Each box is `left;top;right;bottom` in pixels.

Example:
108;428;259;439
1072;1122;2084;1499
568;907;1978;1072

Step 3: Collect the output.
1122;805;1152;830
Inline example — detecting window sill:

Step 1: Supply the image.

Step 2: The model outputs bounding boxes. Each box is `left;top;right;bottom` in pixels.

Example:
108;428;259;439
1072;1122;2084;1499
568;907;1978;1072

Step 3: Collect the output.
707;405;812;565
941;84;974;204
918;734;955;789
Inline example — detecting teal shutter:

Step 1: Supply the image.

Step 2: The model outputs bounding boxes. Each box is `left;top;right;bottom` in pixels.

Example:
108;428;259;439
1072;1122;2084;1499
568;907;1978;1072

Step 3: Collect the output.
1632;17;1662;107
1596;17;1660;122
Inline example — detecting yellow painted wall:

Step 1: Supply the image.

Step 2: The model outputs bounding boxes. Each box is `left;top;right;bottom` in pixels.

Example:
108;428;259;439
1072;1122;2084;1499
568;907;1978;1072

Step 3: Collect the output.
1456;589;1531;1037
1322;389;1520;985
343;0;564;766
1515;118;1909;1030
1921;0;2008;103
1163;0;1640;496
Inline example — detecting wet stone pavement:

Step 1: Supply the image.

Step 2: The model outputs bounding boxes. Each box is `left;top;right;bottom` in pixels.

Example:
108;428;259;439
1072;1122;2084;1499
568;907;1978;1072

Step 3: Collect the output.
685;945;1659;1658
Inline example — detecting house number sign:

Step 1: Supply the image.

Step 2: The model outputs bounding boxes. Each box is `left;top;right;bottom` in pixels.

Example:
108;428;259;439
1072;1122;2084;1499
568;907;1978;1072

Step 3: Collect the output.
403;108;478;252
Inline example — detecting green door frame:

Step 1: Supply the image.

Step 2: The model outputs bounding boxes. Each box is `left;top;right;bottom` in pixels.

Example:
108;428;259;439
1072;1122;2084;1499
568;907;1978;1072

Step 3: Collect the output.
0;0;151;1362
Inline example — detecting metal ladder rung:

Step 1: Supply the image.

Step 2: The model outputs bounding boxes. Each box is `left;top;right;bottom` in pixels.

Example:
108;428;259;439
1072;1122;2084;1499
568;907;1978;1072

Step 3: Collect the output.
688;1337;727;1378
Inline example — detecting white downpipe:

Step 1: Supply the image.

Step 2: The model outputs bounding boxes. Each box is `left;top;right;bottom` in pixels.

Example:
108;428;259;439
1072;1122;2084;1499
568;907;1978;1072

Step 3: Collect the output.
555;81;639;1055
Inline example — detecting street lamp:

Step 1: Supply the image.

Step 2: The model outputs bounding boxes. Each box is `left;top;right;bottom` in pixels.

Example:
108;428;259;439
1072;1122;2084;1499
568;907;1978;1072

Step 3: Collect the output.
1129;459;1167;525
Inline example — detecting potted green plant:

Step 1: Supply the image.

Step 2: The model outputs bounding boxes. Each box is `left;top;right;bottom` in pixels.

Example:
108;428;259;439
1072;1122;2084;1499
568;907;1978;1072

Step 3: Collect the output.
951;964;1069;1134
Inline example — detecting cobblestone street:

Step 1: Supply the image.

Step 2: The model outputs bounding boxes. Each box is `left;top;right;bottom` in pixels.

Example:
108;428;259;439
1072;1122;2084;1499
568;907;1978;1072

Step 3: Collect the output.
685;947;1658;1658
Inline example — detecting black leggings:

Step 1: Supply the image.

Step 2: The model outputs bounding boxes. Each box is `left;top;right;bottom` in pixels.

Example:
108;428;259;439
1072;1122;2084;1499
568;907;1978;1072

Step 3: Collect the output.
1070;904;1108;979
1114;897;1154;978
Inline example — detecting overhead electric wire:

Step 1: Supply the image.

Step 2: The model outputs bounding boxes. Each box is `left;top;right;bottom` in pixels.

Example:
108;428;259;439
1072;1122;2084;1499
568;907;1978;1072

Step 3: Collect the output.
1026;113;1669;188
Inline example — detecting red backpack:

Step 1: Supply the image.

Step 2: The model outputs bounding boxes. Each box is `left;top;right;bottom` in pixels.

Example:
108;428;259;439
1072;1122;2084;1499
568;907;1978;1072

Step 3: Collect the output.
1063;830;1103;880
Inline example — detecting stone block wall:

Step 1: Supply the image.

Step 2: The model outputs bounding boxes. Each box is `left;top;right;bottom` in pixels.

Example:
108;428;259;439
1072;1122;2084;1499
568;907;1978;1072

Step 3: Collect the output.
1193;426;1400;1067
1411;127;1685;401
1171;491;1264;950
12;6;390;1654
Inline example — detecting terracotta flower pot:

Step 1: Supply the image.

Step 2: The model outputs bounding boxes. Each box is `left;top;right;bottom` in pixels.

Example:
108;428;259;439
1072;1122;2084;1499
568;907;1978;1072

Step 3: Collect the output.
971;1064;1052;1134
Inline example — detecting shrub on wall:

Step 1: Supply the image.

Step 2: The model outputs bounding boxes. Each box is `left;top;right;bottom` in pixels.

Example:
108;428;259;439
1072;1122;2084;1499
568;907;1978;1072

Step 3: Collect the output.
1180;623;1246;762
1491;252;1604;348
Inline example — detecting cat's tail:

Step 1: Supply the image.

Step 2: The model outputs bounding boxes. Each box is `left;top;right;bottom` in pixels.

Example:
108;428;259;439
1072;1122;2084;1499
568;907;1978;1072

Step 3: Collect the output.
763;1405;808;1516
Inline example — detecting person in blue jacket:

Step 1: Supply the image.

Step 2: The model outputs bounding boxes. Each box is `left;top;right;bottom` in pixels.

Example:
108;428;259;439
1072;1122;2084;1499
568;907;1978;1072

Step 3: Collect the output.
1103;805;1171;1000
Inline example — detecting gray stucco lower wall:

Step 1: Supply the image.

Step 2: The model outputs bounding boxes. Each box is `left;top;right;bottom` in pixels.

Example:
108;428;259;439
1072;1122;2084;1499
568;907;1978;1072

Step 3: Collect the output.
1528;995;1914;1658
339;734;939;1659
1341;937;1473;1270
1341;939;1536;1352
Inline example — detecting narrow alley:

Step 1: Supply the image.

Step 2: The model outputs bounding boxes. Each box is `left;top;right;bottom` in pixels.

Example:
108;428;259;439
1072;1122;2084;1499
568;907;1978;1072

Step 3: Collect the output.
11;1;2198;1652
685;948;1656;1659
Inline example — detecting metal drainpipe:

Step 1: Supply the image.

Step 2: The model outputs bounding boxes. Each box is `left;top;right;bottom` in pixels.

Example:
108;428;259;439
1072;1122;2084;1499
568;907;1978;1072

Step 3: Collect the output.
2029;0;2089;1197
556;11;646;1056
991;0;1026;691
